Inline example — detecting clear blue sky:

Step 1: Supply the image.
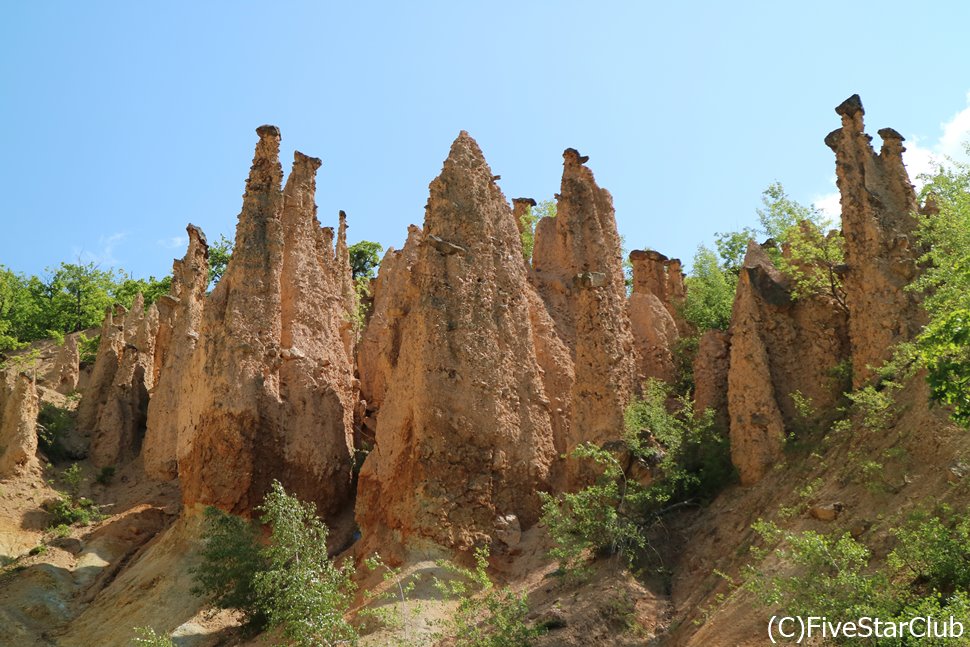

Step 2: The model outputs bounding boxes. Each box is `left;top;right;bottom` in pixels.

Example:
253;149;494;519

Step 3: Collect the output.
3;2;969;279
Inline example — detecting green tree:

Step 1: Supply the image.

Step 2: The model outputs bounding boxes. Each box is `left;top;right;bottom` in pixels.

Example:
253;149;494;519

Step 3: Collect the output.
348;240;384;280
191;506;268;627
911;158;970;425
713;227;758;275
682;246;736;332
541;380;730;577
113;275;172;307
253;481;357;646
207;234;233;289
0;267;32;351
47;262;119;334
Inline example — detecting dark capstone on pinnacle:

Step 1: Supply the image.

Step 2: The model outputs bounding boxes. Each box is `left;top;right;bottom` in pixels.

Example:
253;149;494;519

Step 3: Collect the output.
835;94;864;118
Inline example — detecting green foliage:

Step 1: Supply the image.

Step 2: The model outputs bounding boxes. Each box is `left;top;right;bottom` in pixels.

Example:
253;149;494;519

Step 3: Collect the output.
95;466;116;486
36;402;74;463
845;382;899;433
191;506;268;627
702;183;845;332
113;274;172;307
434;546;543;647
541;379;732;577
682;245;736;332
756;182;818;243
44;262;120;334
254;480;357;647
51;523;71;538
519;199;555;264
671;335;700;397
207;234;233;288
713;227;758;275
45;462;101;527
44;495;100;527
193;484;359;647
352;275;372;342
909;160;970;425
61;463;83;500
131;626;175;646
888;506;970;593
0;257;181;350
78;333;99;364
361;553;425;643
349;240;384;280
755;182;847;308
776;221;847;311
746;521;888;621
747;509;970;644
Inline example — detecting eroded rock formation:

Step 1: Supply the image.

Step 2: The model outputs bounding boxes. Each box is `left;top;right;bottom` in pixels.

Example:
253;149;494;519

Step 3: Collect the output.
531;149;637;450
142;225;209;480
628;250;682;383
727;242;849;484
51;333;80;395
90;295;159;467
0;370;39;477
357;224;423;432
178;127;356;517
825;94;921;386
693;329;730;430
355;132;557;558
76;304;126;446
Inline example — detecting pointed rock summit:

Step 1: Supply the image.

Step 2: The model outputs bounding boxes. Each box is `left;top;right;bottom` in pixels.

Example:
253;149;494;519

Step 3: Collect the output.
531;148;637;454
355;131;557;558
826;94;921;386
143;224;209;480
178;127;356;517
727;242;849;484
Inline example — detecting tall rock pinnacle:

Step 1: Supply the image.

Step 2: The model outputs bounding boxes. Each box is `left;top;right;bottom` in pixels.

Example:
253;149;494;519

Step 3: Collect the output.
142;224;209;480
531;148;637;455
825;94;921;386
354;131;557;558
177;127;356;517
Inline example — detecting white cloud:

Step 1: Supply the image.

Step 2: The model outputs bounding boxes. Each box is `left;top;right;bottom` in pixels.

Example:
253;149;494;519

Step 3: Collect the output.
812;187;841;222
158;235;188;250
72;232;126;268
903;92;970;187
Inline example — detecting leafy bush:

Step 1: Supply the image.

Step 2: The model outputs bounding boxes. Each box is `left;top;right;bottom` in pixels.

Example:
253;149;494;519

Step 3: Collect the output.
190;506;267;627
434;546;543;647
253;481;358;647
747;509;970;644
361;554;425;641
746;521;888;621
61;463;83;499
45;495;100;527
95;465;116;486
541;379;732;577
191;481;357;646
845;383;899;433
